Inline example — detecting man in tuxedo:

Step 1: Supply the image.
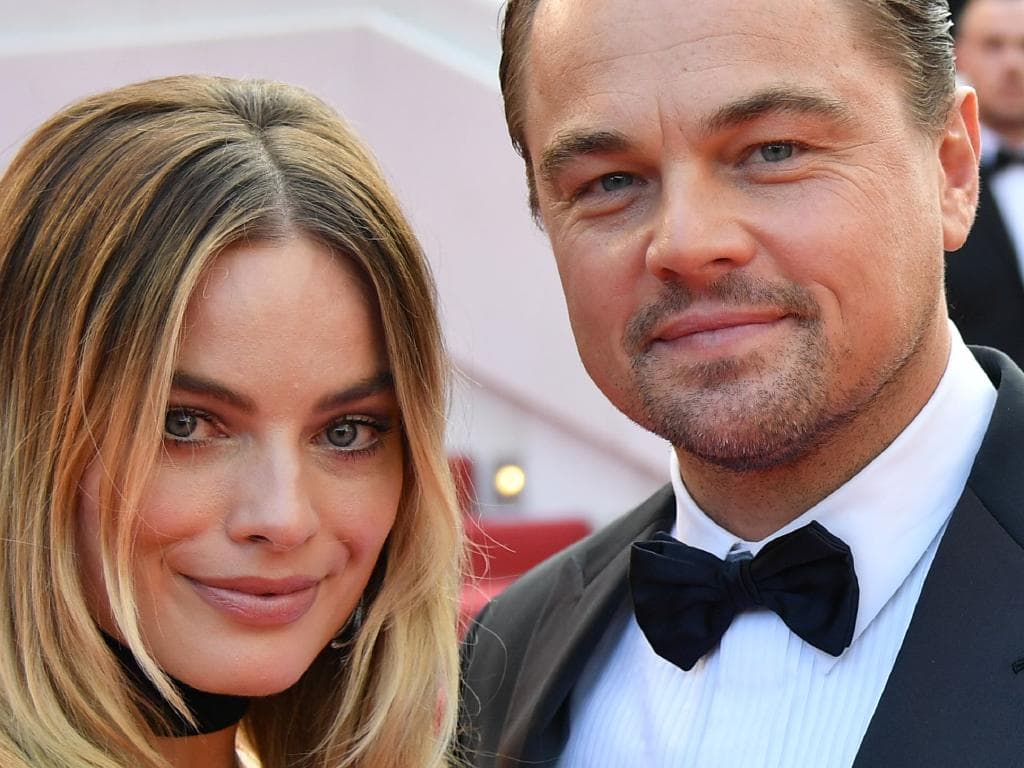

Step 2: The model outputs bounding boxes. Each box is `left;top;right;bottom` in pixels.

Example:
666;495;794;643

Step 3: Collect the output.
947;0;1024;364
462;0;1024;766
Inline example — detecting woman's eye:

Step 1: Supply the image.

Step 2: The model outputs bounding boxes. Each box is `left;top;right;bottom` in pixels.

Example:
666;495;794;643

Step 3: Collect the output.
165;408;199;439
323;419;383;452
599;172;635;192
758;142;795;163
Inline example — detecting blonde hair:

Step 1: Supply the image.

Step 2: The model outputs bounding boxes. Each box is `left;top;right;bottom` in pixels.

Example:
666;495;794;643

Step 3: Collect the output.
0;75;462;767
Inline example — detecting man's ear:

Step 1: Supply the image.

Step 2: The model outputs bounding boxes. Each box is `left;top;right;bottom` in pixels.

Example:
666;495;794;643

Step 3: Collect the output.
939;85;981;252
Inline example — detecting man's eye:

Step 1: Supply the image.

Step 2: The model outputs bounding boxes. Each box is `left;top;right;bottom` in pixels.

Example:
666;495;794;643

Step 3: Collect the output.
600;173;635;192
759;143;795;163
165;408;199;439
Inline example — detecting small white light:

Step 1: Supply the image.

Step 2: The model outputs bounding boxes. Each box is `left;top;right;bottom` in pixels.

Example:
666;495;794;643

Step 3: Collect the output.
493;463;526;498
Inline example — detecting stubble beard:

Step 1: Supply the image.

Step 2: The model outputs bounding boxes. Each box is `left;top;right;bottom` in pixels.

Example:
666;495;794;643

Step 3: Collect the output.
630;316;844;471
624;276;937;473
624;276;850;472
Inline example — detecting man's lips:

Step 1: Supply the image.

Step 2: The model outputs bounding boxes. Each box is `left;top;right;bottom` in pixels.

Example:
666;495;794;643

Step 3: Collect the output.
650;309;789;344
186;575;321;626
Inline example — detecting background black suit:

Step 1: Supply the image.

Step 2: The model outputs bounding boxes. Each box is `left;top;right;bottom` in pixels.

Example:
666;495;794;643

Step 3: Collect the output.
946;171;1024;367
462;347;1024;768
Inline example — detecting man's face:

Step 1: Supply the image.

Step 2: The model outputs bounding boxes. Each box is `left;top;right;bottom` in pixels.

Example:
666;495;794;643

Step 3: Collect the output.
957;0;1024;136
522;0;977;471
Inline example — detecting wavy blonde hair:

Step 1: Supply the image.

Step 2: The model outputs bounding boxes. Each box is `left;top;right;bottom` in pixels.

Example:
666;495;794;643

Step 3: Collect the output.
0;75;462;768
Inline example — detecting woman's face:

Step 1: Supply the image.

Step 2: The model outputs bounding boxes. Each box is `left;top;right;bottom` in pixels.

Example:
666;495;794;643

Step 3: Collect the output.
77;236;403;696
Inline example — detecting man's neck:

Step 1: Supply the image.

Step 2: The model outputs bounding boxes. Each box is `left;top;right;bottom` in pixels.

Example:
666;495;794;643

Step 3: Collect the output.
676;319;951;541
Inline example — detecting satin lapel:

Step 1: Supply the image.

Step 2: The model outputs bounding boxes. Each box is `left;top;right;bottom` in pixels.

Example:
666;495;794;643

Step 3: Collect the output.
855;348;1024;766
500;495;674;766
853;490;1024;766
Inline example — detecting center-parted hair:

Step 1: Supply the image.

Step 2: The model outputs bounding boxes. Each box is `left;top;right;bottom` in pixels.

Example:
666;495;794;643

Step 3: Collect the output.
0;75;461;768
498;0;957;214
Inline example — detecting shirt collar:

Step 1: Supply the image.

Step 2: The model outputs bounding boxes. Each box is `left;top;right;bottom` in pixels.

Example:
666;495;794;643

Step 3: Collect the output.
670;323;996;663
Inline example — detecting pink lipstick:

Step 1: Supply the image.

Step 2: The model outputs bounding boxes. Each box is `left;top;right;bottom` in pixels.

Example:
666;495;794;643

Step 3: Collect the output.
187;575;319;626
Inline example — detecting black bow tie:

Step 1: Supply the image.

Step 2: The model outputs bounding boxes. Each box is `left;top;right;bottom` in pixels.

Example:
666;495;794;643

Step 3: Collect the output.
629;521;859;671
985;147;1024;175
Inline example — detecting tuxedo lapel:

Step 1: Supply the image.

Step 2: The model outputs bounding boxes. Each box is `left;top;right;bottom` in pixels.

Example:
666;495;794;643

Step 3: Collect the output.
499;492;674;766
853;489;1024;766
855;348;1024;766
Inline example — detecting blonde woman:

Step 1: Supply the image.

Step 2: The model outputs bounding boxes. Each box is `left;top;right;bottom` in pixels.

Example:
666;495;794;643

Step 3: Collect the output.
0;75;462;768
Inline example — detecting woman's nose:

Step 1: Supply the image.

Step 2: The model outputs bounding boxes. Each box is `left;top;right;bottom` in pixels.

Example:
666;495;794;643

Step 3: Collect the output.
226;443;319;551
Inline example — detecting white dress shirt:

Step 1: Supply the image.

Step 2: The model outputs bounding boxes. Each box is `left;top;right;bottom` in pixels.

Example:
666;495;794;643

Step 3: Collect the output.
560;326;996;768
980;124;1024;283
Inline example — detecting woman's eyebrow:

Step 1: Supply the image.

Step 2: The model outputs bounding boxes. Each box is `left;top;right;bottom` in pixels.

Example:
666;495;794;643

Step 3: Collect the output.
170;371;257;413
170;370;395;414
313;371;395;412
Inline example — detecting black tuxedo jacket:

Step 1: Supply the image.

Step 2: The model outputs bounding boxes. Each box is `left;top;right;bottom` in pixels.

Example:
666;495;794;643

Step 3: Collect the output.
461;347;1024;767
946;172;1024;367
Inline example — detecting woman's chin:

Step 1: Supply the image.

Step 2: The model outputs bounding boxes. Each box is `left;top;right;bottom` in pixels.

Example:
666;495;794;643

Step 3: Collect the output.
172;654;317;698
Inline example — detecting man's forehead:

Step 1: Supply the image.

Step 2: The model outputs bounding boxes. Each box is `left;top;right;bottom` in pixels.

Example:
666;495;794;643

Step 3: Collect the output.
529;0;844;50
526;0;858;95
523;0;877;140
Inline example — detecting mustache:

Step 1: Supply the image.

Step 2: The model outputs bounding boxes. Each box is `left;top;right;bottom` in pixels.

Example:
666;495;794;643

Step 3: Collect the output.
623;273;820;354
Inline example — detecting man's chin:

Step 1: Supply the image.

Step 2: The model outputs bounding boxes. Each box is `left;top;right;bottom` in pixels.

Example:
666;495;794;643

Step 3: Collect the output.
678;432;823;473
640;391;835;472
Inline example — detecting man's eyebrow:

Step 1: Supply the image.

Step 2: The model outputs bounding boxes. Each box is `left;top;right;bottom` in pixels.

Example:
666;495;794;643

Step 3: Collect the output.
536;89;851;185
698;87;854;137
538;129;632;185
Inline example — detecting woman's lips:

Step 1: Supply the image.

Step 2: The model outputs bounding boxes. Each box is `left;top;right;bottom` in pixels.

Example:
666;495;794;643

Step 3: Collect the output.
186;576;320;626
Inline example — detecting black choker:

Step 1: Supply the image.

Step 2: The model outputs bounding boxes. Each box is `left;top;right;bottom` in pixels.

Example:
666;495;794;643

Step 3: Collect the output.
103;633;250;737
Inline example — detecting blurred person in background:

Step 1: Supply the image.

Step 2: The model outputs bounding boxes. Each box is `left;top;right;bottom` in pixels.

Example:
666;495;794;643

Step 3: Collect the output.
0;75;462;768
947;0;1024;364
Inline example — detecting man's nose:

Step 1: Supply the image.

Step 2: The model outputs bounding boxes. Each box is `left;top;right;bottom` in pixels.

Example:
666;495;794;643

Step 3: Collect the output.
228;443;319;551
644;167;757;286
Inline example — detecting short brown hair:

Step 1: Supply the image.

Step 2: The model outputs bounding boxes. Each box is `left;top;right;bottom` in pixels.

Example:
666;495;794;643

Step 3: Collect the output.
499;0;957;214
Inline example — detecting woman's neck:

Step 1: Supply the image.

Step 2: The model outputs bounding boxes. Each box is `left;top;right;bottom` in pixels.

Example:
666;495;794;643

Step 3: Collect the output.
156;725;239;768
